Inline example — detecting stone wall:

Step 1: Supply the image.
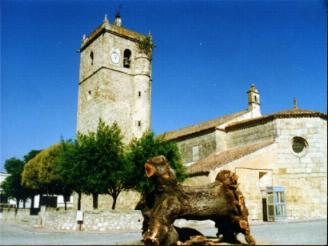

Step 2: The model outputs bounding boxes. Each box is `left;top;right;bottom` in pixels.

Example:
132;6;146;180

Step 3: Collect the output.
41;209;143;231
74;190;141;211
275;173;326;220
226;121;277;149
1;208;214;232
1;208;39;225
207;143;277;221
274;118;327;220
77;24;151;142
199;117;327;221
177;130;216;165
1;208;143;231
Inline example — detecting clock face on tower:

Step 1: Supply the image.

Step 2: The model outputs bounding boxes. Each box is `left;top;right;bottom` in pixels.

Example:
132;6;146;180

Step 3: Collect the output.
111;51;120;64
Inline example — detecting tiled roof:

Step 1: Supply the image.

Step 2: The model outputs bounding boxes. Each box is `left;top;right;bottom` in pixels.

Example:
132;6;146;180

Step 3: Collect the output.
187;139;275;176
159;110;248;141
225;108;327;131
271;108;327;116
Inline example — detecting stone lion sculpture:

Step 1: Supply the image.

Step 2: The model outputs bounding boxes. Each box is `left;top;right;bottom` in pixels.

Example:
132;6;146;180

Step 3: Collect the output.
137;155;256;245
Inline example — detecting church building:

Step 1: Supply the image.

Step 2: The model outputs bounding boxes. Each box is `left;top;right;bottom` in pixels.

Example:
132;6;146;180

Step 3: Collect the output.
161;86;327;221
76;15;327;222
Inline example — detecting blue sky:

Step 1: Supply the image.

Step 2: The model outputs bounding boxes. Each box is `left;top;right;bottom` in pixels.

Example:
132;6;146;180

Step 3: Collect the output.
1;0;326;171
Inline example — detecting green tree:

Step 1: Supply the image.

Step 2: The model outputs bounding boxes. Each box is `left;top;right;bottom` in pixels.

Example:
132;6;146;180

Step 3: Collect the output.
22;150;42;210
98;122;134;210
22;144;73;209
57;120;132;210
1;158;31;208
79;120;131;209
126;131;187;194
73;130;103;209
24;150;42;163
56;139;85;210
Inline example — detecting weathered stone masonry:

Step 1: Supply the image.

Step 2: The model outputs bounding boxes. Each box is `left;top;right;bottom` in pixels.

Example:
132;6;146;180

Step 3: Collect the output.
162;85;327;221
77;16;152;143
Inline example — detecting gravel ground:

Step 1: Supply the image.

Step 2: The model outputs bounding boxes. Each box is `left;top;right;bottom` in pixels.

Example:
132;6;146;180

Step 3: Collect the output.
0;219;326;245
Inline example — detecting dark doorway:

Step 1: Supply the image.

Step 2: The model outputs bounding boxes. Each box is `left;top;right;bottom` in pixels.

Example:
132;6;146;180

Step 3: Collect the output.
262;198;268;221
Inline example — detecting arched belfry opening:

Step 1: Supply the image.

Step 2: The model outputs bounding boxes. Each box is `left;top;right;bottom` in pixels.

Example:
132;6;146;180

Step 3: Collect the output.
123;49;131;68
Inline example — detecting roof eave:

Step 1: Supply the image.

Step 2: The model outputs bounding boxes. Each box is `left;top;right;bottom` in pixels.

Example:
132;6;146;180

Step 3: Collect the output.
225;112;327;132
159;109;249;141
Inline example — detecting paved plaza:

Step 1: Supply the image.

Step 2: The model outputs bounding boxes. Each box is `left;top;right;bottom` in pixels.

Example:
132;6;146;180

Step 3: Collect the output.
0;219;326;245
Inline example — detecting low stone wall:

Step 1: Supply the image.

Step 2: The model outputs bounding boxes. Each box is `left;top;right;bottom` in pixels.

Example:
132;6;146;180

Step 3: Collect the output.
1;208;39;225
1;207;143;232
43;209;143;231
41;209;78;230
75;190;141;211
1;208;216;232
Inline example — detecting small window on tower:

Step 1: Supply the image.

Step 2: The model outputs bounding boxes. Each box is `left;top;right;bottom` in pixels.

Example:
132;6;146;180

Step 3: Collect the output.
254;95;257;102
138;91;141;97
138;121;141;127
123;49;131;68
87;90;92;101
90;51;94;65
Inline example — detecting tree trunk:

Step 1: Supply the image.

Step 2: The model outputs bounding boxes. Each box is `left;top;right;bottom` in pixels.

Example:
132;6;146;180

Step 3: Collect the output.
15;198;19;212
112;194;118;210
142;156;256;245
77;192;82;210
63;193;70;211
92;193;98;209
23;199;26;208
29;195;35;215
45;194;49;208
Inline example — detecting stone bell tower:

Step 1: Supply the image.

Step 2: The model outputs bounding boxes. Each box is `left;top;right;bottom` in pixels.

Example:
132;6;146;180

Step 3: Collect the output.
247;84;261;118
76;14;152;142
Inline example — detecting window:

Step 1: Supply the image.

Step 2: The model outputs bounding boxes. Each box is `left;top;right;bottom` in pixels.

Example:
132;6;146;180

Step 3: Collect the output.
259;171;266;179
254;95;257;102
138;121;141;127
192;146;200;161
138;91;141;97
265;187;287;221
87;90;92;100
292;136;308;154
123;49;131;68
90;51;94;65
